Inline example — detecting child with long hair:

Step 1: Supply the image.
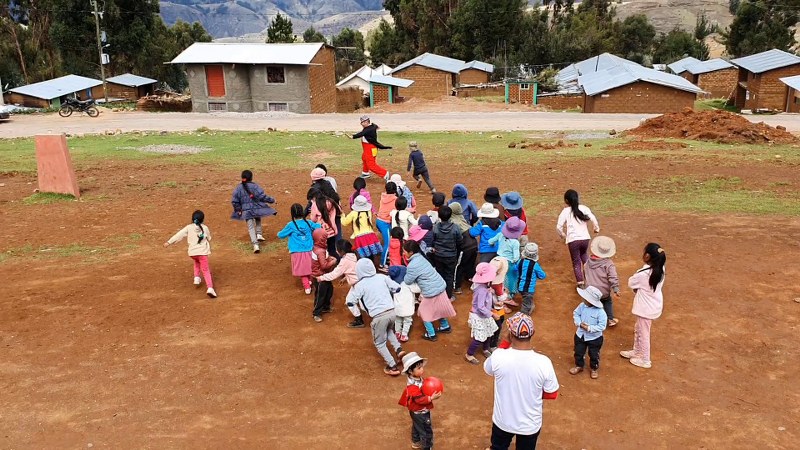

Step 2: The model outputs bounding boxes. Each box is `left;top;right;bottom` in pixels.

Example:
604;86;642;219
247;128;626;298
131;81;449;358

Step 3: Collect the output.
403;240;456;342
164;210;216;298
311;228;337;323
556;189;600;287
464;262;499;365
231;170;277;254
621;243;666;369
310;190;342;261
319;240;363;328
277;203;322;295
376;182;399;266
398;352;441;450
391;196;418;238
348;177;374;212
389;226;409;267
341;195;383;268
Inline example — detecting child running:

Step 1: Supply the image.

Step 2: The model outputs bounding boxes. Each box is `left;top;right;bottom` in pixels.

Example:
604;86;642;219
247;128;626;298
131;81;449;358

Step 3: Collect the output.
164;210;216;298
470;203;504;263
277;203;322;295
517;243;547;314
407;141;436;193
318;240;362;328
341;195;383;268
311;228;337;323
465;262;499;365
346;258;407;375
389;227;409;267
557;189;600;287
403;240;456;342
621;243;666;370
231;170;277;254
571;286;608;379
389;266;415;343
584;236;620;326
398;352;441;450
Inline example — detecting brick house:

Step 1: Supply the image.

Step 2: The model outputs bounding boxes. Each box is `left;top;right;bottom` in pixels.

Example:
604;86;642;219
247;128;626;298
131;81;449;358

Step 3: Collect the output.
171;42;337;113
731;49;800;111
579;64;703;113
368;74;414;106
505;80;537;105
778;75;800;112
669;57;737;100
106;74;158;101
388;53;493;100
4;75;103;108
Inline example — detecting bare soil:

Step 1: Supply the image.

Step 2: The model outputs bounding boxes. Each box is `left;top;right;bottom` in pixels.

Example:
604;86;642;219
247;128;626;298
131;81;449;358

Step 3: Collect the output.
365;96;540;113
607;140;689;151
0;150;798;448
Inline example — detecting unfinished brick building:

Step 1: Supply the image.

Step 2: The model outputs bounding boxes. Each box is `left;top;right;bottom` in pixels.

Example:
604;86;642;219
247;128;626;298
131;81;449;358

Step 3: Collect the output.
171;42;337;113
669;57;737;100
731;49;800;111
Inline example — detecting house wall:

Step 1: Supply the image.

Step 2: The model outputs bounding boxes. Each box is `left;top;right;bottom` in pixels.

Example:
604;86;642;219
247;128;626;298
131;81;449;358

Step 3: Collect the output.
459;69;490;85
455;85;504;98
696;68;738;99
186;63;254;112
249;64;309;113
784;87;800;112
6;93;50;108
308;46;337;113
392;65;453;99
107;83;157;100
538;93;583;110
372;84;390;105
741;64;800;110
507;84;535;105
584;81;695;113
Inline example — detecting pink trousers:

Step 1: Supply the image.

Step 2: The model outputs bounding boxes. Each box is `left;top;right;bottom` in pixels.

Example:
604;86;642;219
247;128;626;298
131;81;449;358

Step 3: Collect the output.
191;255;214;288
633;316;652;362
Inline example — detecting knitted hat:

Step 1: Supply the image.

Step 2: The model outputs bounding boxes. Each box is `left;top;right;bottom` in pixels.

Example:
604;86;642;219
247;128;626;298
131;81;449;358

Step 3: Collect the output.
388;265;407;284
408;225;428;242
310;167;326;181
359;115;370;123
577;286;604;308
484;187;501;204
522;242;539;261
507;312;534;339
590;236;616;258
352;195;372;212
408;141;419;149
472;262;498;284
390;173;406;189
501;216;526;239
401;352;427;374
477;202;500;219
500;191;524;210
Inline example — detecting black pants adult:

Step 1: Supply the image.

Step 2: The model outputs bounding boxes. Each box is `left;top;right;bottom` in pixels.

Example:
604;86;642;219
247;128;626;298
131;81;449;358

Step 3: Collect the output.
432;255;458;298
410;411;433;449
455;248;478;291
312;280;333;317
490;423;540;450
574;334;604;370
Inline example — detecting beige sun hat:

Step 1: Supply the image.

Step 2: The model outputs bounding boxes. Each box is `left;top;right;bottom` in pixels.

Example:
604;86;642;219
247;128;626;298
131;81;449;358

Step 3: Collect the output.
590;236;616;258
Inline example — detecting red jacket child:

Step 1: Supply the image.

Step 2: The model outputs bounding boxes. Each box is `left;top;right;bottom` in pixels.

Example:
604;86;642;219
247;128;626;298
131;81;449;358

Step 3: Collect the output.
311;228;336;277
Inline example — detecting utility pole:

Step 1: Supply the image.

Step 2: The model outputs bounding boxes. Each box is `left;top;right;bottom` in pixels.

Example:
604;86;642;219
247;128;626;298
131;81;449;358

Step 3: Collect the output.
91;0;108;103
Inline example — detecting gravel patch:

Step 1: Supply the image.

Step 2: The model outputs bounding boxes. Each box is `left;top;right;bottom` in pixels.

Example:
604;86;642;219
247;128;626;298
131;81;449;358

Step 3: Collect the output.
117;144;211;154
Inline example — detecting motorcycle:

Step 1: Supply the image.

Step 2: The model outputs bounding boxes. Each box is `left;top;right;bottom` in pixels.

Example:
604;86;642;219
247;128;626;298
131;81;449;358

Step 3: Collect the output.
58;97;100;118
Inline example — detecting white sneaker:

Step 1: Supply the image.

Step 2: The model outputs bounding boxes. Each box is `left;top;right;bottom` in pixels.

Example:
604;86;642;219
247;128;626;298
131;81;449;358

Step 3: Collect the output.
206;288;217;298
304;288;312;295
630;357;652;369
360;172;370;179
619;350;636;359
193;277;202;286
253;244;260;254
256;234;265;242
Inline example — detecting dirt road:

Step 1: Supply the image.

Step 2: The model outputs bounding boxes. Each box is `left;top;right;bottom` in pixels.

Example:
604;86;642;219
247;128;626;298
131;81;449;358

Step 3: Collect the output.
3;110;800;137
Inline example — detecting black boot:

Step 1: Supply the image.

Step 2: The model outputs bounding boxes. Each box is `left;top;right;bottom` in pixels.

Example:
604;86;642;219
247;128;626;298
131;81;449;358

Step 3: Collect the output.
347;316;365;328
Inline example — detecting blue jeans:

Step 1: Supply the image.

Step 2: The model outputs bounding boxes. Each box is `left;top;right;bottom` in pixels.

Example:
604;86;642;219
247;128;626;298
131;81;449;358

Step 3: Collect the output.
376;219;391;265
423;318;450;336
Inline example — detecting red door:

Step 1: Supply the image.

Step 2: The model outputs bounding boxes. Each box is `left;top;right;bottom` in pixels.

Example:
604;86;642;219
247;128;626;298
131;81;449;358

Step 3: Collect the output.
205;65;225;97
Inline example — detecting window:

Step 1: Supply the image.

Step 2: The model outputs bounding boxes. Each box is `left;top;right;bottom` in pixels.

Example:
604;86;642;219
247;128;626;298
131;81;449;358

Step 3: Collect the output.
205;65;225;97
520;83;530;90
267;67;286;84
268;103;288;112
208;102;227;112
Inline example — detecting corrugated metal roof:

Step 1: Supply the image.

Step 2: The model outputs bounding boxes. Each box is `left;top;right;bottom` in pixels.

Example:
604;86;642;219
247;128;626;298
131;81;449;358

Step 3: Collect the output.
579;64;704;96
171;43;325;65
779;74;800;91
557;53;640;86
391;53;467;74
337;64;396;87
731;49;800;74
376;64;393;75
685;58;734;75
369;74;414;88
106;73;157;87
9;75;102;100
463;60;495;73
668;56;701;74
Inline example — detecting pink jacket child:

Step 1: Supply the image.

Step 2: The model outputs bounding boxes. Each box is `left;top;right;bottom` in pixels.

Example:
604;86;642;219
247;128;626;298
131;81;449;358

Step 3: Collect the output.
349;177;376;213
621;243;666;371
317;241;361;319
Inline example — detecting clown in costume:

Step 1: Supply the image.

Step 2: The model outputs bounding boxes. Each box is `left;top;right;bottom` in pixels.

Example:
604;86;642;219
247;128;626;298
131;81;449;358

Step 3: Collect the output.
352;115;392;180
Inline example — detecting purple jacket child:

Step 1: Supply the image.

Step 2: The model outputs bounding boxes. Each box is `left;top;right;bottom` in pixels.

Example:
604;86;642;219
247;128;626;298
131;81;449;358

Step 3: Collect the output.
231;179;277;221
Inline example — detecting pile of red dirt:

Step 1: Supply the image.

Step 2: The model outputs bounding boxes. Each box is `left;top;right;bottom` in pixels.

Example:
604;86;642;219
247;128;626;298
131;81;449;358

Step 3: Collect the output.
626;109;799;144
607;140;689;151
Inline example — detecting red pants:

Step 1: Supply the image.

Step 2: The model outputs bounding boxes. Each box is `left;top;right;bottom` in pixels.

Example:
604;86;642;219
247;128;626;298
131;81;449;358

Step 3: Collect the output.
191;255;214;288
361;144;387;177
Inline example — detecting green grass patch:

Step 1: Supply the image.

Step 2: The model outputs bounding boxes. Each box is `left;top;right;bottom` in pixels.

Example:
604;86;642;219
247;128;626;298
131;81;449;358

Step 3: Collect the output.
156;181;178;188
695;98;739;112
22;192;77;205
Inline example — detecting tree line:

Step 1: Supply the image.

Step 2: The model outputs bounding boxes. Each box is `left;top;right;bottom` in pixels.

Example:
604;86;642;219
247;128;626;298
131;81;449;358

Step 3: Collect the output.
0;0;211;91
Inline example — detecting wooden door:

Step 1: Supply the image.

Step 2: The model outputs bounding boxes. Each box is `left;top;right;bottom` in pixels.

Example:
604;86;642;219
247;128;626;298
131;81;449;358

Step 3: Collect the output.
205;65;225;97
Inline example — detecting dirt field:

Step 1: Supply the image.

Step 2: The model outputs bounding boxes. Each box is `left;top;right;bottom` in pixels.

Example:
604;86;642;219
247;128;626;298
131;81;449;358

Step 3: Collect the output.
1;133;799;449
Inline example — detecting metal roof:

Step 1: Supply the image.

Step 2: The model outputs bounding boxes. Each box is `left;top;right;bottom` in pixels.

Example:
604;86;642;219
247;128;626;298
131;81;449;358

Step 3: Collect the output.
578;64;704;96
779;74;800;91
369;74;414;88
106;73;157;87
391;53;467;74
336;64;394;87
731;49;800;74
462;60;495;73
9;74;102;100
557;53;641;86
668;56;701;74
170;43;325;65
684;58;734;75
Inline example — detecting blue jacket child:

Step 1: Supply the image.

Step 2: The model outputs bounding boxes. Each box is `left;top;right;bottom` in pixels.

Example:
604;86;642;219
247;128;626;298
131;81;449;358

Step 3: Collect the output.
517;243;547;314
